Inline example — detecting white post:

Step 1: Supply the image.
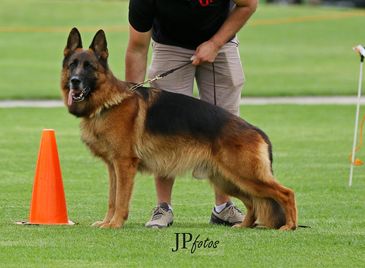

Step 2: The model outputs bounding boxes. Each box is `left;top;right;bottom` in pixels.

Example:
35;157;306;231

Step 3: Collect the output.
349;47;364;187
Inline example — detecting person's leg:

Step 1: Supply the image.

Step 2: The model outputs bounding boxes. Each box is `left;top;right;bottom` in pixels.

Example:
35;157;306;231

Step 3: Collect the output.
214;186;231;206
145;42;196;228
196;40;245;225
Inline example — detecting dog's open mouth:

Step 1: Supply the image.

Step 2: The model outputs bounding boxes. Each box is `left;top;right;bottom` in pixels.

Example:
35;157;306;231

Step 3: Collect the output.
68;88;90;106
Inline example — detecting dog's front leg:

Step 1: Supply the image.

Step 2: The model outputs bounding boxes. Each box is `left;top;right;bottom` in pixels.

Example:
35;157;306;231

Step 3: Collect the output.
100;157;138;229
92;163;116;227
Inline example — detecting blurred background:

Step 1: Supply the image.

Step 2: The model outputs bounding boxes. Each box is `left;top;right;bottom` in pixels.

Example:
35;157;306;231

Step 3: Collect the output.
0;0;364;99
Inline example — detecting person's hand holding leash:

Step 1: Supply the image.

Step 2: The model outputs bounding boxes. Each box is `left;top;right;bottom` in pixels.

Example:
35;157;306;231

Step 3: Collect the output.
191;39;220;65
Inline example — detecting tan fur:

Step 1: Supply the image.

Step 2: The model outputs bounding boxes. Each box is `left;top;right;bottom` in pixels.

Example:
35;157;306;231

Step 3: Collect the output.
61;29;298;230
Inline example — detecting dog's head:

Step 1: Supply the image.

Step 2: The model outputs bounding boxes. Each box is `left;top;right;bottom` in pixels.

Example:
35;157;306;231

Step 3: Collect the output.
61;28;109;117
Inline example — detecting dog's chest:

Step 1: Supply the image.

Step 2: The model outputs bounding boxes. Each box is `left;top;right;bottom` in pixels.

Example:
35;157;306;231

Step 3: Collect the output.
80;118;112;159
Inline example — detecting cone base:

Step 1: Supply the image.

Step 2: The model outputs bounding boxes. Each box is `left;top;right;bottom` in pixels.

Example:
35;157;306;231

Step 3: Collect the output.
15;220;75;226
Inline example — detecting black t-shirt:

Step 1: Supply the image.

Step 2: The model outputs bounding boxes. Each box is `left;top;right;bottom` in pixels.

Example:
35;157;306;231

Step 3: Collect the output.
129;0;232;50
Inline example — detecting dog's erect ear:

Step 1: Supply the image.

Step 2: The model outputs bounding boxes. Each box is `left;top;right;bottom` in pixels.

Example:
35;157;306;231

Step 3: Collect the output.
89;29;108;61
64;27;83;57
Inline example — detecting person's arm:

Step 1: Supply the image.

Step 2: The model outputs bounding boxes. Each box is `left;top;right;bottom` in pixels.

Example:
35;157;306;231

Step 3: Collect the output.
192;0;258;65
125;25;152;83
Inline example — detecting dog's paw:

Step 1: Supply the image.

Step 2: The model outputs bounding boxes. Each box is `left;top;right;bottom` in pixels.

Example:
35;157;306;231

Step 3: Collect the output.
279;224;297;231
91;221;107;227
232;223;244;228
99;221;123;229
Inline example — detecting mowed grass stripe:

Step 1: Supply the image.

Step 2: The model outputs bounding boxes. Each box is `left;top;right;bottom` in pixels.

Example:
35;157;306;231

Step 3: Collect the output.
251;9;365;26
0;25;129;33
1;10;364;33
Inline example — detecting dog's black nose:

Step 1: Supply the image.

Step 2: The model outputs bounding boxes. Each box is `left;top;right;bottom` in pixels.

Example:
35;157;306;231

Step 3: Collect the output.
70;77;81;87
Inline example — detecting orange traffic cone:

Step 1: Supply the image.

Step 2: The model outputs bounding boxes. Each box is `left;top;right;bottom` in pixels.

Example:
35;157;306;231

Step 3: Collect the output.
18;129;73;225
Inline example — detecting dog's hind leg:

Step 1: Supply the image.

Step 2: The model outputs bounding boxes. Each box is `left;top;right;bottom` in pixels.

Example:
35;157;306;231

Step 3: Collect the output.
209;174;256;228
232;194;256;228
92;163;116;227
214;134;297;230
100;157;138;229
230;176;297;230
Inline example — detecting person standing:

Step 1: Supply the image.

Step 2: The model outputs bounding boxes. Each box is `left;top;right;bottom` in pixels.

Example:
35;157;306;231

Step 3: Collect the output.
125;0;257;228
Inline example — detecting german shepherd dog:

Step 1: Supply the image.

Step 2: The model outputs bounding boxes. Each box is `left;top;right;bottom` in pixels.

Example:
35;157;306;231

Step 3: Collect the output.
61;28;298;230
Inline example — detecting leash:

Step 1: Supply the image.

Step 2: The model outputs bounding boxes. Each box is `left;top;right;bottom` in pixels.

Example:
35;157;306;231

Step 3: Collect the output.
129;60;218;106
212;62;217;105
129;61;192;92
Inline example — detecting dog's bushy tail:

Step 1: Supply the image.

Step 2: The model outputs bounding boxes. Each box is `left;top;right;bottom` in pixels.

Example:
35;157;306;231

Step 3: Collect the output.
253;197;286;229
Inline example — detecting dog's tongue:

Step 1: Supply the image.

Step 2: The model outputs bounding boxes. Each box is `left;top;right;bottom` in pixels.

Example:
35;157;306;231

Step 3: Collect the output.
68;89;74;106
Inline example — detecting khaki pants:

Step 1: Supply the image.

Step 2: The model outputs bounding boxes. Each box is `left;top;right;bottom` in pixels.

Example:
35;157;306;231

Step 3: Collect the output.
148;40;245;116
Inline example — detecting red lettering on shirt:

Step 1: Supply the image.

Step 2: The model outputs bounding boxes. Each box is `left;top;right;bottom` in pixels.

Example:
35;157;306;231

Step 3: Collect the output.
198;0;214;7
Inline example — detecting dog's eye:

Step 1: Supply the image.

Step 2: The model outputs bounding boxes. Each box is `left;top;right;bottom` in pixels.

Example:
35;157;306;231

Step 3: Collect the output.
84;61;95;70
69;60;78;69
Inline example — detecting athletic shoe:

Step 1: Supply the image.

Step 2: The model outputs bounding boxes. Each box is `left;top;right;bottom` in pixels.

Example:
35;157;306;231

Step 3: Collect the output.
145;202;173;228
210;201;244;226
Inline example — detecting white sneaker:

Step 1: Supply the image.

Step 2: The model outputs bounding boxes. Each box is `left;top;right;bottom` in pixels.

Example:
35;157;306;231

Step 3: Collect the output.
145;202;174;228
210;201;244;226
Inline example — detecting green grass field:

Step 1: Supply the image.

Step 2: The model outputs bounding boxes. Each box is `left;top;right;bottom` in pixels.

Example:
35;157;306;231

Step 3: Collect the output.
0;0;364;99
1;0;365;267
1;105;365;267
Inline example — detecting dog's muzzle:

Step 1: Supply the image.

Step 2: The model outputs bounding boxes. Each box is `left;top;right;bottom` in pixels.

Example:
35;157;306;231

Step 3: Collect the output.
67;87;91;106
67;76;91;106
